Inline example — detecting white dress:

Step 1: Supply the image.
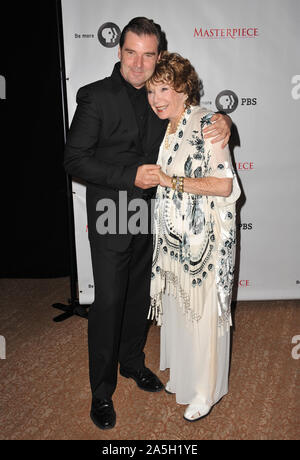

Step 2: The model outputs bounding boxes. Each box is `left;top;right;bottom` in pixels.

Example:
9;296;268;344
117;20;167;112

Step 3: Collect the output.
149;106;241;412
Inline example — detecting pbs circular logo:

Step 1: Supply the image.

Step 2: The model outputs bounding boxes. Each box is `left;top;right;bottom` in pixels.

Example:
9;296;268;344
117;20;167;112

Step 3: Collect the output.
98;23;121;48
215;90;239;114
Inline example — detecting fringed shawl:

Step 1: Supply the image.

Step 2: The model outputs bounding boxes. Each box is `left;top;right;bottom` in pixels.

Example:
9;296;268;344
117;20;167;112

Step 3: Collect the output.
149;106;241;335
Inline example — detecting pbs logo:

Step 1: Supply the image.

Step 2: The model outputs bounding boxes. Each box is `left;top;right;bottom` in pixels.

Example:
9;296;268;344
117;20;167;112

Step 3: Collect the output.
215;90;238;114
98;23;121;48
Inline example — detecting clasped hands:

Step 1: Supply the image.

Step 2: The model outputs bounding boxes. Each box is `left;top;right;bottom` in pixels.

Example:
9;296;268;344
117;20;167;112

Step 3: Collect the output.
134;164;169;189
135;112;231;189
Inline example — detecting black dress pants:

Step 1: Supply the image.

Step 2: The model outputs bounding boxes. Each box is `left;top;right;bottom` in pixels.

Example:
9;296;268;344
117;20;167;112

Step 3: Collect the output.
88;229;153;400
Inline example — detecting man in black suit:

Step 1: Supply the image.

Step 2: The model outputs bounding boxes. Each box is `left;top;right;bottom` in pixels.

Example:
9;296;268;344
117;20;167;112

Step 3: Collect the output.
64;17;231;430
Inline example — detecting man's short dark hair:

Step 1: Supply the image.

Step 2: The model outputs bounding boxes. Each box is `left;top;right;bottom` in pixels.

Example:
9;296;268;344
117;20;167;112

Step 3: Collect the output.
119;17;167;53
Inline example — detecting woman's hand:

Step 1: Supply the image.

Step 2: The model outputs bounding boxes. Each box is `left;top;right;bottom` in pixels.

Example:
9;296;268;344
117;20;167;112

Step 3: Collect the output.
203;113;232;148
156;169;172;188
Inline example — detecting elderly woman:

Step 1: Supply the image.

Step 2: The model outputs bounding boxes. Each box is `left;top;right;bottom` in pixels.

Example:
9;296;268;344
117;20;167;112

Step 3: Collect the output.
146;52;241;422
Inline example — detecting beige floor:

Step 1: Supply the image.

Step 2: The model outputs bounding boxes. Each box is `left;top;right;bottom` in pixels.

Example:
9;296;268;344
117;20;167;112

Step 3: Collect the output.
0;278;299;440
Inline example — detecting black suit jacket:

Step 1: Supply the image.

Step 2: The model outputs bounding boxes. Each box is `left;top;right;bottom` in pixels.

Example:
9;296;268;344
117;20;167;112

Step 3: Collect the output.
64;63;167;247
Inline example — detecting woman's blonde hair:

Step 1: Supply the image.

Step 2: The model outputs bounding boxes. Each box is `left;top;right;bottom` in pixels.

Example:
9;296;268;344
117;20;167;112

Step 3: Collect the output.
146;51;200;106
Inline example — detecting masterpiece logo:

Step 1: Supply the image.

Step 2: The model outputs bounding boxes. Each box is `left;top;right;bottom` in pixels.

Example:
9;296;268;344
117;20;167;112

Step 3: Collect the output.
237;162;254;171
194;27;259;39
239;280;251;287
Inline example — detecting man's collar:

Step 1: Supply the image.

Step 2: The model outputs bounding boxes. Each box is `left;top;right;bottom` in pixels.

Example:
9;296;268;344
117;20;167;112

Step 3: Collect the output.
112;61;146;95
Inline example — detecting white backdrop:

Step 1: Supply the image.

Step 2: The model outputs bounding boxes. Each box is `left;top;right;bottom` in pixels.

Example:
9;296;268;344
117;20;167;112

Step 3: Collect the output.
61;0;300;304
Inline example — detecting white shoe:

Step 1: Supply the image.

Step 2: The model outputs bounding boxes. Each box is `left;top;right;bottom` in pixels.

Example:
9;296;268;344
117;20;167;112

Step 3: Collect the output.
165;381;175;395
183;404;211;422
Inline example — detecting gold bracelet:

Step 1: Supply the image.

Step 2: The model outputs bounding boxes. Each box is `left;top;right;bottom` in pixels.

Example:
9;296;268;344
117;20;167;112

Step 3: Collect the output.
171;175;184;192
178;176;184;193
171;175;177;190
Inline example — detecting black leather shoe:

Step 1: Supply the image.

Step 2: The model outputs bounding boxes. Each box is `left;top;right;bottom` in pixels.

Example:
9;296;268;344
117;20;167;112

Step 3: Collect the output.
90;398;116;430
120;367;164;392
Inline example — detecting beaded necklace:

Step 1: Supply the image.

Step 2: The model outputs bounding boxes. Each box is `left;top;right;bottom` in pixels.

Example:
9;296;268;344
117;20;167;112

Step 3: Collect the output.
164;109;186;150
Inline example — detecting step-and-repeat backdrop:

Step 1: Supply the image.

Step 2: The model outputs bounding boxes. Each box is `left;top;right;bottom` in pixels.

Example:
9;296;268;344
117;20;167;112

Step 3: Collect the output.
61;0;300;305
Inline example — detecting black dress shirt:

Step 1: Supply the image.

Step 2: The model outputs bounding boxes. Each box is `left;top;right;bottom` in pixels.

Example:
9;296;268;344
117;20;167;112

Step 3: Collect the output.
120;70;149;153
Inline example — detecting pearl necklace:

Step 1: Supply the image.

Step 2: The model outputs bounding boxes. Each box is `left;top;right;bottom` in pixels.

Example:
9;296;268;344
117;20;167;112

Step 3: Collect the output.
164;109;186;150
